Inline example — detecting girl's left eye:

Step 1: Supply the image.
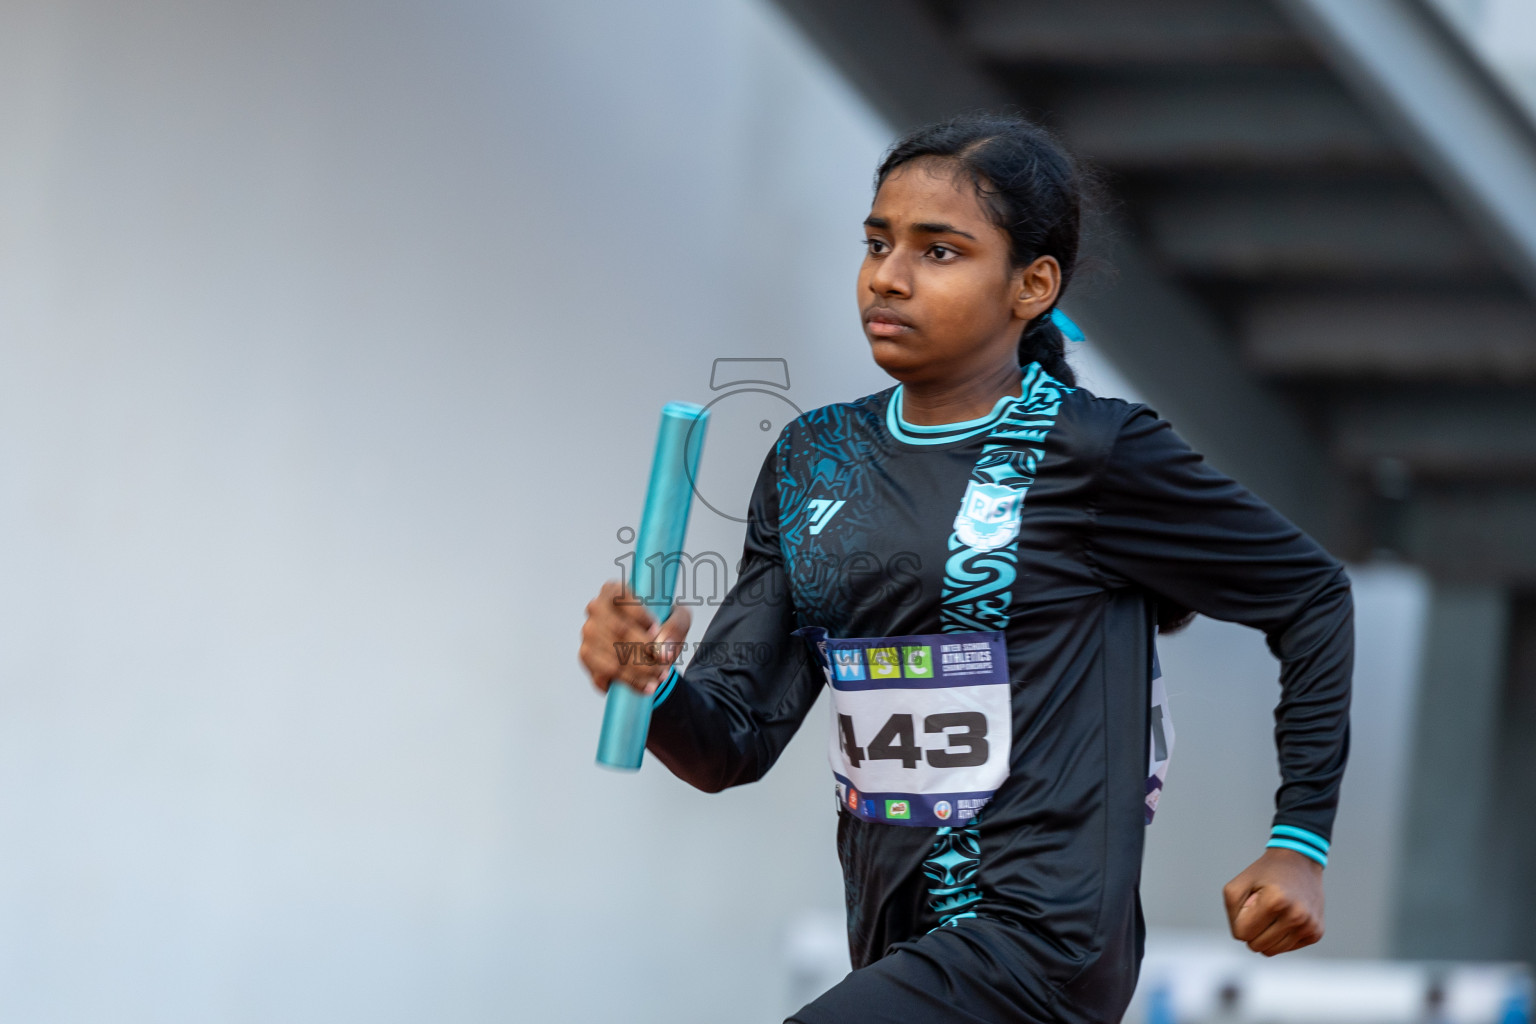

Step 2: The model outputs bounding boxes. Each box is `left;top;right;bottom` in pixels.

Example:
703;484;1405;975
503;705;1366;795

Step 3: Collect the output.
929;245;956;260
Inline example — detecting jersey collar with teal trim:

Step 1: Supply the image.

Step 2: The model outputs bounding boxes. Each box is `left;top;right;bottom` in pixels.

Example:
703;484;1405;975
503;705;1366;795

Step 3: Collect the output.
884;376;1027;447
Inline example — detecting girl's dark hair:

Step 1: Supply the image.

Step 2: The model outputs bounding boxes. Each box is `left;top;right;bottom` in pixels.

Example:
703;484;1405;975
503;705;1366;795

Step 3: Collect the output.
875;113;1085;387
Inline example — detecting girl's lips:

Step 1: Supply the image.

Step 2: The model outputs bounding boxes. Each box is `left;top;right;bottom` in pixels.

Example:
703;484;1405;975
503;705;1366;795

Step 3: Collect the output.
866;319;911;338
864;308;915;337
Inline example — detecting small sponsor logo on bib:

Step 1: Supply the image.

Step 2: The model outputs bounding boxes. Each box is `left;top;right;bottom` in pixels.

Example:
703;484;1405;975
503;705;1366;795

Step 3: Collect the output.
902;645;933;678
847;786;859;811
833;648;866;681
868;647;901;679
934;800;952;821
953;481;1024;553
885;800;911;820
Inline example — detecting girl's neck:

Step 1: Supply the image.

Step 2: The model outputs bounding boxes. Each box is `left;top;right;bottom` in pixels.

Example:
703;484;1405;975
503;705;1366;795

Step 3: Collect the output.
899;362;1023;426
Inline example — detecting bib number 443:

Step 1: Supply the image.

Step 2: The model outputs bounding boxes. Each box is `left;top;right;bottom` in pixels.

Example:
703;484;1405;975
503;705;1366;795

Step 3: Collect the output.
837;712;989;770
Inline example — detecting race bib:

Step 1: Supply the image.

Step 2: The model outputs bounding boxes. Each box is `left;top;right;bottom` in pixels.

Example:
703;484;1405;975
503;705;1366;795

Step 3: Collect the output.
795;627;1012;827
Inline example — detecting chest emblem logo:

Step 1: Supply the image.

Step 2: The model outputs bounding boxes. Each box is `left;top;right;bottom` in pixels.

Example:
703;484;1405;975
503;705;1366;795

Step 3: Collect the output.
807;498;846;535
953;481;1023;553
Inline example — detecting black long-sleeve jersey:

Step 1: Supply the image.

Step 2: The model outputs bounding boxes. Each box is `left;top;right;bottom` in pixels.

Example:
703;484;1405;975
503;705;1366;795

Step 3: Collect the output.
646;364;1353;1024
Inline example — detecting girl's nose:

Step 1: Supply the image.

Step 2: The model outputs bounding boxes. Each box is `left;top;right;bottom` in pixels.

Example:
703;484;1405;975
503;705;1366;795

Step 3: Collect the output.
868;250;912;298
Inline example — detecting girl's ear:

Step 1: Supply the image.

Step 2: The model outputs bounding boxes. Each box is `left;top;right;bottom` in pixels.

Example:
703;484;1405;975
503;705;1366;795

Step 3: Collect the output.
1012;255;1062;321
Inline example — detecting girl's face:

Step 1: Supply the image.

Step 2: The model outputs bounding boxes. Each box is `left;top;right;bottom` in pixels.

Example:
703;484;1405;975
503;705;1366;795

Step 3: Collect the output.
858;158;1059;385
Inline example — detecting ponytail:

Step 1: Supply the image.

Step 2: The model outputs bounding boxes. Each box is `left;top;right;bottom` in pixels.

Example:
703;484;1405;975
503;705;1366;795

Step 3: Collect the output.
1019;312;1076;387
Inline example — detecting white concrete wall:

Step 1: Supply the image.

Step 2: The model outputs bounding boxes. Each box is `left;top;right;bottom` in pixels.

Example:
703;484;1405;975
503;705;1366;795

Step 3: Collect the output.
0;0;1426;1020
0;1;890;1019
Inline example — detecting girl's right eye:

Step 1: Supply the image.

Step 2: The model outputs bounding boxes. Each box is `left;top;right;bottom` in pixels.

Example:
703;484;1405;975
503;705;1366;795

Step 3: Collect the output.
863;237;889;255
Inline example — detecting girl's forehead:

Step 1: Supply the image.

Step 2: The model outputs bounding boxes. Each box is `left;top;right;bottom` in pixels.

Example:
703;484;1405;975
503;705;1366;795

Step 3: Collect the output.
870;162;994;228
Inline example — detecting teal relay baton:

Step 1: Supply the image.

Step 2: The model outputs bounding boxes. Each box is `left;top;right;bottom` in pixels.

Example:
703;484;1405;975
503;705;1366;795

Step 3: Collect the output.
596;401;709;770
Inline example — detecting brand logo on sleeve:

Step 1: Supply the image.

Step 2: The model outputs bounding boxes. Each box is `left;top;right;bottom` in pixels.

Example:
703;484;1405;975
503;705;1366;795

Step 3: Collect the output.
953;481;1024;553
885;800;911;820
806;498;847;535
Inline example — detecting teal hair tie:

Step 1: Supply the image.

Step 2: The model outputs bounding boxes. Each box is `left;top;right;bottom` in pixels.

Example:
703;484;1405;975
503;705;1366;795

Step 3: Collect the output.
1050;308;1086;343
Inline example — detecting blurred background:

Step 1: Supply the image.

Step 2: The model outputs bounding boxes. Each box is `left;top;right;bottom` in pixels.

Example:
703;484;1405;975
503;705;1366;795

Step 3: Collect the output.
0;0;1532;1020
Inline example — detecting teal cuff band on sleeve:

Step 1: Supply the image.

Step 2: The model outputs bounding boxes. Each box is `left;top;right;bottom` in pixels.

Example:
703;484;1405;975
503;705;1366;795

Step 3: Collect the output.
1267;837;1328;867
1271;825;1330;852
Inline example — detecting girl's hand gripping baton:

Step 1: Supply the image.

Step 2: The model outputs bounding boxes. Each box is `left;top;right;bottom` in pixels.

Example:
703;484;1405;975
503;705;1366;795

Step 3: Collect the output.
595;401;709;770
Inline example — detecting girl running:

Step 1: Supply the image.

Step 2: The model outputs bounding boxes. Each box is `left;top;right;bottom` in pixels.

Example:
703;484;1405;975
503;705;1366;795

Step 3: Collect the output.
579;114;1350;1024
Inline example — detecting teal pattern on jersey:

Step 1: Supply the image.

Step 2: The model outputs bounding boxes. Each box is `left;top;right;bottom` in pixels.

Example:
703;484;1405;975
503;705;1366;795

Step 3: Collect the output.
939;362;1072;633
923;823;984;926
775;398;889;634
924;361;1072;930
